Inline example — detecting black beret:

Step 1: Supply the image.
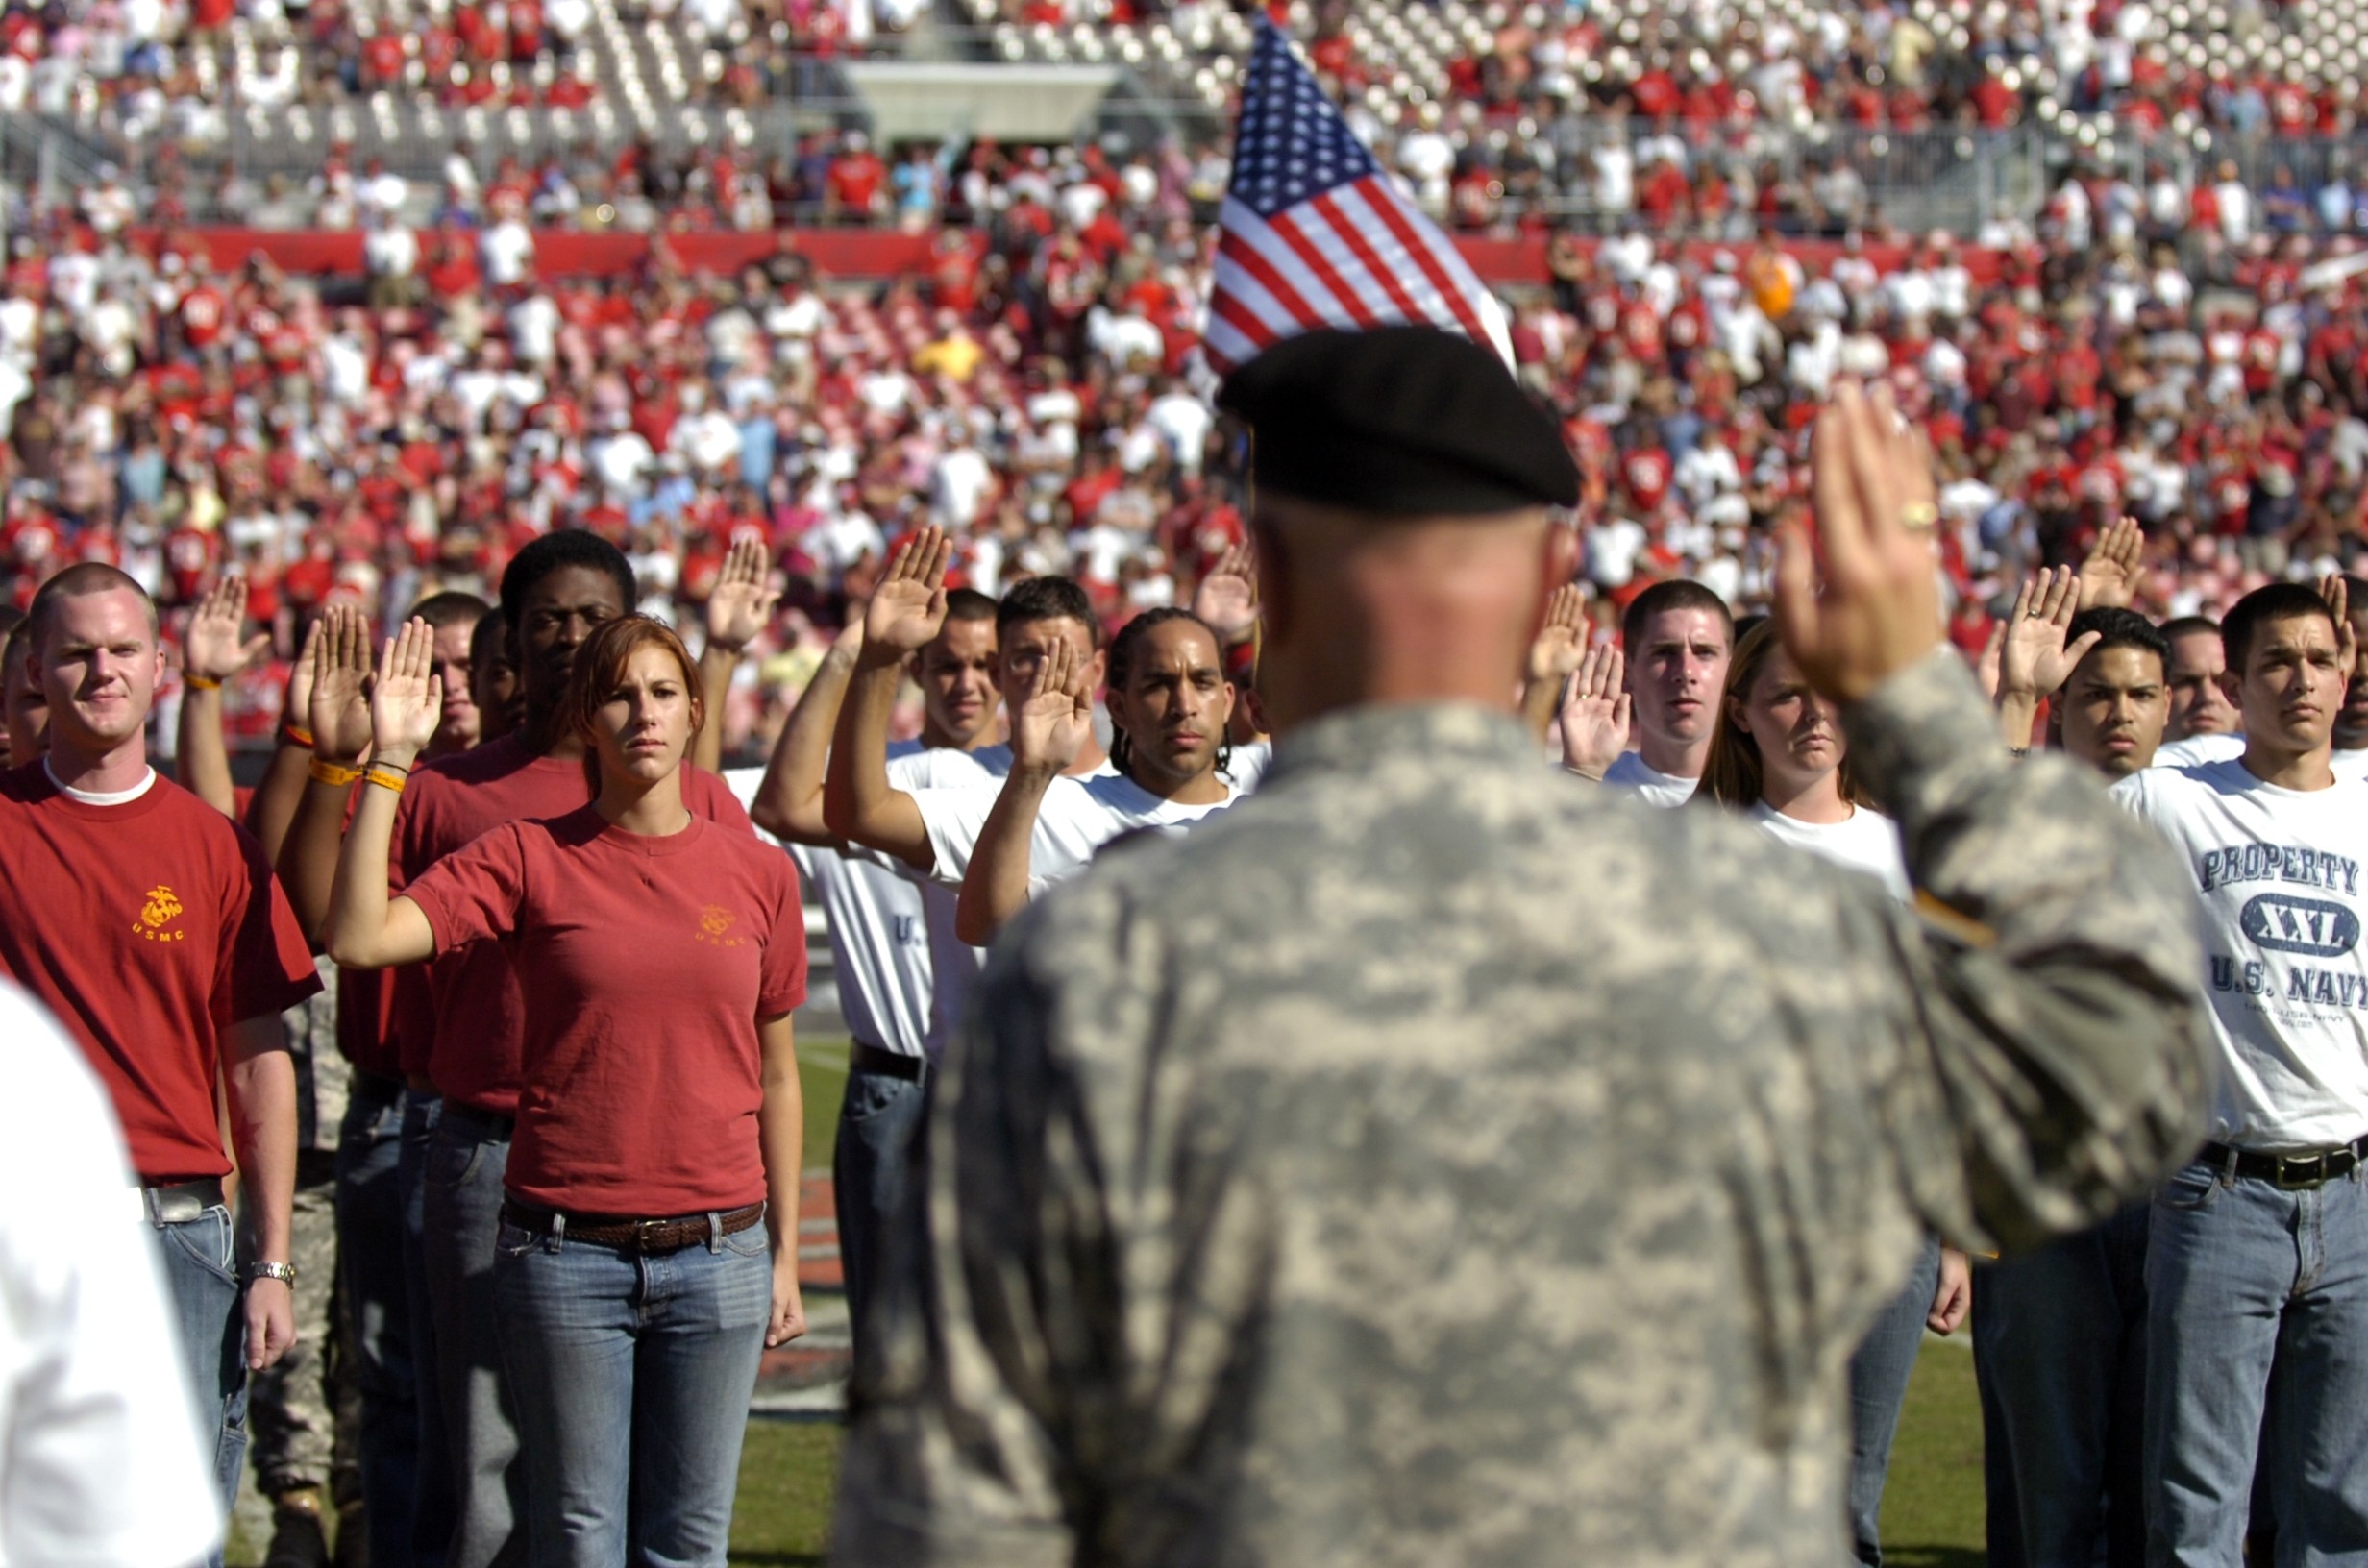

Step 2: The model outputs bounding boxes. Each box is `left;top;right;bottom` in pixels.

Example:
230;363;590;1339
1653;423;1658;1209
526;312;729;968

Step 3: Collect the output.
1216;326;1579;516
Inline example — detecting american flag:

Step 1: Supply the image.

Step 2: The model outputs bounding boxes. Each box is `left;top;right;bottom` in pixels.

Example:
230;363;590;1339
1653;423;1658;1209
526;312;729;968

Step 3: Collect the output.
1205;19;1514;375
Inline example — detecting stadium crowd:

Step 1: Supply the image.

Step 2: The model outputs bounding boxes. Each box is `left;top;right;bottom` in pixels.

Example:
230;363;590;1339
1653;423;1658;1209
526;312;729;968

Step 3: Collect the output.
6;16;2368;1558
9;149;2368;773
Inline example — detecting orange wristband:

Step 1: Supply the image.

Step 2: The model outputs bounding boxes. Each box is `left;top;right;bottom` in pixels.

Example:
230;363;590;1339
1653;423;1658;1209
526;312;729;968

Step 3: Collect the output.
185;674;222;691
363;767;408;796
308;758;362;788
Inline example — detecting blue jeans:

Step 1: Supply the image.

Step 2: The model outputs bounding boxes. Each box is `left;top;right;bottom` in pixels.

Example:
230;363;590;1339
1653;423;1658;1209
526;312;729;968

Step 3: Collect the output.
2146;1156;2368;1567
403;1089;456;1568
424;1104;526;1568
1846;1234;1941;1567
493;1214;773;1568
148;1202;247;1568
1976;1201;2151;1568
833;1059;929;1375
338;1076;417;1568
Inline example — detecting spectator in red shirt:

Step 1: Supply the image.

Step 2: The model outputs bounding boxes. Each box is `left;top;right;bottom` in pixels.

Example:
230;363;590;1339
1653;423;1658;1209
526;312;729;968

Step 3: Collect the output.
0;564;318;1552
328;613;806;1568
826;132;887;225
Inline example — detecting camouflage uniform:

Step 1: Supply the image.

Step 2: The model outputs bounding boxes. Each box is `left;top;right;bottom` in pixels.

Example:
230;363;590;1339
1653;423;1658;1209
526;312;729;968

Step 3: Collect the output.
832;653;2215;1567
249;956;351;1505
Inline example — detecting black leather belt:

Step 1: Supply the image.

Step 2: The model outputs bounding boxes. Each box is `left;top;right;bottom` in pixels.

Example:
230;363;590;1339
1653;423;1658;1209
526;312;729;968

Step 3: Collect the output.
850;1041;926;1082
500;1199;766;1254
2202;1135;2368;1190
443;1102;517;1140
135;1177;227;1223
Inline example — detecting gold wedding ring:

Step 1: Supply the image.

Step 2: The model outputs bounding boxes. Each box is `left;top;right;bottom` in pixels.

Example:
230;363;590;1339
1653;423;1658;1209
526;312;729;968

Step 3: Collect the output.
1899;502;1939;530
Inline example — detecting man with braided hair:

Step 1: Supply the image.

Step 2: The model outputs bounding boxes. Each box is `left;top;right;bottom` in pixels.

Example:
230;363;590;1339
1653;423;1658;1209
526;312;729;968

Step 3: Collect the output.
950;603;1247;945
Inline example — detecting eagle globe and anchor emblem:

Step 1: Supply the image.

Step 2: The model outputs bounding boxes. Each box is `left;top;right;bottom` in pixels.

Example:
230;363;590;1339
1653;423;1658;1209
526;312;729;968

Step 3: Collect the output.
136;884;187;943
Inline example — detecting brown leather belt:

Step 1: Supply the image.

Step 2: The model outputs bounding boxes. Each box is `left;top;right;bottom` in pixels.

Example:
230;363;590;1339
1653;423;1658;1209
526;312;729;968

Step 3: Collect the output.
500;1199;766;1254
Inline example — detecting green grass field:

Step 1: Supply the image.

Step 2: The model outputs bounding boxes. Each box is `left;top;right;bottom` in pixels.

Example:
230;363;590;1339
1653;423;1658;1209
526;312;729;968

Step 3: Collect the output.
725;1346;1989;1565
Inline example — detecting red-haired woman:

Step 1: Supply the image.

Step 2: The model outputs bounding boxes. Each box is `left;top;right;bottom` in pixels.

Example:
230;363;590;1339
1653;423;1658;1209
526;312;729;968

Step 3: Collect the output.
328;614;807;1568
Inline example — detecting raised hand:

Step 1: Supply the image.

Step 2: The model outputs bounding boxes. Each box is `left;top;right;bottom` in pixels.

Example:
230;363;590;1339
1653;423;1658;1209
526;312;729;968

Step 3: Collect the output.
1775;382;1945;704
309;605;379;766
2076;515;2145;611
1559;641;1632;781
1973;617;2006;703
370;618;444;763
862;526;951;658
1191;541;1260;645
705;534;780;655
285;615;323;736
1010;633;1094;776
2323;573;2359;676
185;576;272;684
1998;567;2098;701
1528;582;1589;686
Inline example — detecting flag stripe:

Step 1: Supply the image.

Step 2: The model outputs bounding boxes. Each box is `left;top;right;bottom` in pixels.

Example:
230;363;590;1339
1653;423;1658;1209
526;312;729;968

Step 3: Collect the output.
1325;182;1468;333
1360;179;1500;351
1210;16;1513;371
1217;216;1325;331
1309;189;1435;329
1265;208;1386;330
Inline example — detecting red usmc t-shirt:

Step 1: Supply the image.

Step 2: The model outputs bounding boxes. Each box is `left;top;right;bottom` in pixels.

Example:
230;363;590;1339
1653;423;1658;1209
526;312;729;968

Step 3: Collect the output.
391;734;755;1114
0;765;320;1180
404;806;804;1214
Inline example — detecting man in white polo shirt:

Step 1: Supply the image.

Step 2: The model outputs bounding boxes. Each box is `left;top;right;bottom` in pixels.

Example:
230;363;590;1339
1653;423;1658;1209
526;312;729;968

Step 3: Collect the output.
2111;580;2368;1565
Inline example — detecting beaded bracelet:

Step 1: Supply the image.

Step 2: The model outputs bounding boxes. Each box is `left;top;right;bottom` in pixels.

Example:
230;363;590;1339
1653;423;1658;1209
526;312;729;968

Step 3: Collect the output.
308;758;363;788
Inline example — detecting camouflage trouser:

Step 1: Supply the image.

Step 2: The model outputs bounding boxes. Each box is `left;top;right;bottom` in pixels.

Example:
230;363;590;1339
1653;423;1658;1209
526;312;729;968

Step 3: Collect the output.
250;966;359;1502
249;1154;344;1498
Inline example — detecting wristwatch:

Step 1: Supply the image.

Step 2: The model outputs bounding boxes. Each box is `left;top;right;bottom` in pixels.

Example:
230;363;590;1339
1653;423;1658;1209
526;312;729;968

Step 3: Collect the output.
246;1261;298;1286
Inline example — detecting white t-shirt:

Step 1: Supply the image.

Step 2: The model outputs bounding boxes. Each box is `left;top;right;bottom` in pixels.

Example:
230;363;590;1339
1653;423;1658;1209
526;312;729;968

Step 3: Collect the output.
1602;751;1698;808
888;744;1016;1056
0;981;220;1568
2155;731;2368;781
727;756;934;1061
912;767;1246;899
1748;802;1911;903
2113;758;2368;1150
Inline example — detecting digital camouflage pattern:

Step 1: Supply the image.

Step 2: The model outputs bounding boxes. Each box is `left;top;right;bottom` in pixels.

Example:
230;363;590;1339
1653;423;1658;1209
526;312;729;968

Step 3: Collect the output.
832;651;2214;1567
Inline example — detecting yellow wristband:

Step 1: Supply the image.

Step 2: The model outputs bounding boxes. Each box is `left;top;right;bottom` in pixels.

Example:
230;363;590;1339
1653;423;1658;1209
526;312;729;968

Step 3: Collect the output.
364;767;408;796
185;674;221;691
308;758;363;788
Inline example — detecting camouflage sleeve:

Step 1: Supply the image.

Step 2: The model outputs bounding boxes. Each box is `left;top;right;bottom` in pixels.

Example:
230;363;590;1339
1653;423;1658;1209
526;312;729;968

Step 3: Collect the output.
828;907;1085;1568
1841;649;2214;1254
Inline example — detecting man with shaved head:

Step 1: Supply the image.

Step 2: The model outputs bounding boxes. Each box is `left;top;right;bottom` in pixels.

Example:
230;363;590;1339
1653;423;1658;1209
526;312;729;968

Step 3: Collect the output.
831;333;2211;1567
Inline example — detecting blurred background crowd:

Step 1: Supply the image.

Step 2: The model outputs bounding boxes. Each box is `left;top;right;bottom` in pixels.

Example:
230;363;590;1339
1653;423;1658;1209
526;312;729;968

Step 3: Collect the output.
5;0;2368;762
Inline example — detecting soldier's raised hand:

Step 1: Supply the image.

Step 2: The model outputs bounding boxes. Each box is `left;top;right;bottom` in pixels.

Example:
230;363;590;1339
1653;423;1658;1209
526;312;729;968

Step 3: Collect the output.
2076;515;2144;612
370;618;443;763
310;604;378;766
1998;567;2099;702
705;535;780;655
185;575;272;685
862;527;951;659
1010;633;1094;777
1559;641;1631;781
1528;582;1589;687
1775;382;1945;704
1191;541;1260;646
